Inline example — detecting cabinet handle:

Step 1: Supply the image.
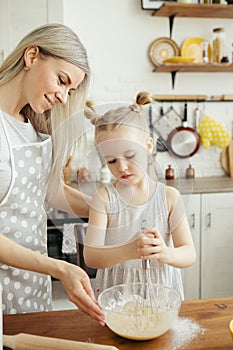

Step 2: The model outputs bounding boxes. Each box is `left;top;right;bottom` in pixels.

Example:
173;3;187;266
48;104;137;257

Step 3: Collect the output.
190;213;195;229
207;213;211;228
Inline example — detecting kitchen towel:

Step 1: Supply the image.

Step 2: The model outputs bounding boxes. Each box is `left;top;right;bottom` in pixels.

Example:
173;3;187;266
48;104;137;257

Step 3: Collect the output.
62;223;77;254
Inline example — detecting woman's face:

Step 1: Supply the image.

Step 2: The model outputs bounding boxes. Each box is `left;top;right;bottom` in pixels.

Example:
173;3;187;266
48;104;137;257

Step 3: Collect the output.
96;126;153;186
23;46;85;114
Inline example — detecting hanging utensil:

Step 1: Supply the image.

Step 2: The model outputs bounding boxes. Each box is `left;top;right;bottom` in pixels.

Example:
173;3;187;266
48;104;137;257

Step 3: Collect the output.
154;103;182;153
194;104;201;131
167;102;201;158
155;105;168;152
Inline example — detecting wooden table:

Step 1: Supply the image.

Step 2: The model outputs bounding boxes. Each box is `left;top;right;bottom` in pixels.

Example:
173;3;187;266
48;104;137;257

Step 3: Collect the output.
3;297;233;349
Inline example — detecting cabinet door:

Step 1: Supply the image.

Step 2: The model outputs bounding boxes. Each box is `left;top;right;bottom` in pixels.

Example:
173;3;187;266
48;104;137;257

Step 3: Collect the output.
182;194;200;300
201;192;233;298
0;0;63;58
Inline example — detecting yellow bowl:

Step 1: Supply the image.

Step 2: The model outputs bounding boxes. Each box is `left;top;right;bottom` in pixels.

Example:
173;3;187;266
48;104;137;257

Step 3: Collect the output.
229;319;233;341
163;56;195;63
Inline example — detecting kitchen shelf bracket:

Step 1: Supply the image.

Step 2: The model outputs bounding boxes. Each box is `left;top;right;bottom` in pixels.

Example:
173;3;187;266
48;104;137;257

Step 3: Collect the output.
169;14;176;37
171;71;176;89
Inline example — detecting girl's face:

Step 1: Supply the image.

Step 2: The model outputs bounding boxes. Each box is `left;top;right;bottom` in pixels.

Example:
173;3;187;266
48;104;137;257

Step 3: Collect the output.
23;46;85;114
97;126;153;186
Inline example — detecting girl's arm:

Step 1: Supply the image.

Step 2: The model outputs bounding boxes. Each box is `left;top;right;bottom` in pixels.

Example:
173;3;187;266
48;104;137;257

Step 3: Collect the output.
84;188;142;268
166;186;196;267
137;186;196;268
0;234;105;325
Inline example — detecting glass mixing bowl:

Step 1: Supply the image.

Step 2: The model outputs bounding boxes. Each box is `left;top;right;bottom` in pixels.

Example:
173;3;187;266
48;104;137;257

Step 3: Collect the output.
98;283;181;341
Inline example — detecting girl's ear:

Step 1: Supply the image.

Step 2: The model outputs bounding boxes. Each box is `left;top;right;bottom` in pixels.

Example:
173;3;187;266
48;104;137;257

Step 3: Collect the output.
24;45;40;68
146;136;154;154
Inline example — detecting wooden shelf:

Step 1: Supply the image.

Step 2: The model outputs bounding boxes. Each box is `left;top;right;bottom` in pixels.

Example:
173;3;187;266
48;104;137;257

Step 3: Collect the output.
152;3;233;18
153;63;233;73
153;63;233;88
153;94;233;102
149;3;233;87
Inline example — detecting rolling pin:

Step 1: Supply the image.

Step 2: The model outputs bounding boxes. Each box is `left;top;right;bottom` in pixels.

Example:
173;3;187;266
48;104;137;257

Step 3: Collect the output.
3;333;119;350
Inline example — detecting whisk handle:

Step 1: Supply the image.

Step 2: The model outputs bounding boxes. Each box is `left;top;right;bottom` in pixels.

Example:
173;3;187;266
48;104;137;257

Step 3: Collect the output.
142;259;150;270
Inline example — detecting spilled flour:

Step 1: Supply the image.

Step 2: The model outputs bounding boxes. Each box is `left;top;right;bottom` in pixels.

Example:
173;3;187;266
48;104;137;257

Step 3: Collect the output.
168;316;206;349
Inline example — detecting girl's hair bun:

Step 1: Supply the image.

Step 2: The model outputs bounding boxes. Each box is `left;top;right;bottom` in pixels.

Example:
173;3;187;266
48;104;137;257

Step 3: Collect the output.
84;100;99;125
136;91;153;106
129;91;153;113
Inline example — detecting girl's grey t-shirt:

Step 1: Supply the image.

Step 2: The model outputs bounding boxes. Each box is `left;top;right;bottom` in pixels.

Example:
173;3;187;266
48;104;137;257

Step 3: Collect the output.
94;181;184;300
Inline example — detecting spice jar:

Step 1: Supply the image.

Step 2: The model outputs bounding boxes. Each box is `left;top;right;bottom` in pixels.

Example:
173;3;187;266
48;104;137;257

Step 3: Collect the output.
165;165;174;180
212;27;225;63
185;164;195;179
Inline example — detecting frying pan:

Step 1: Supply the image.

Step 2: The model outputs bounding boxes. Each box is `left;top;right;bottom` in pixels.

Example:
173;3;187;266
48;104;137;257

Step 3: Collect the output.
167;103;201;158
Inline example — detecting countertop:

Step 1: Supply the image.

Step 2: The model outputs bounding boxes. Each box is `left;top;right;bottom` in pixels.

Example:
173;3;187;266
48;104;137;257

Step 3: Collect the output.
3;297;233;349
47;177;233;222
161;176;233;194
71;176;233;195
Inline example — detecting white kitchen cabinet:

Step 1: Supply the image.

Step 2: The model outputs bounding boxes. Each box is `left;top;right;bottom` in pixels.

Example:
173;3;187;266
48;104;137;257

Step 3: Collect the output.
0;0;63;60
182;191;233;300
182;194;201;300
201;192;233;299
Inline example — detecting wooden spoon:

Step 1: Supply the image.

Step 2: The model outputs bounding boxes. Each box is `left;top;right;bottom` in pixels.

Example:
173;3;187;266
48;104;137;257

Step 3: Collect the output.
3;333;118;350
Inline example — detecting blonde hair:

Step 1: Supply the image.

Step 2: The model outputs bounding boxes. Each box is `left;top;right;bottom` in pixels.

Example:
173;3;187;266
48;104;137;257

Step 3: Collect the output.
85;91;153;141
0;23;90;200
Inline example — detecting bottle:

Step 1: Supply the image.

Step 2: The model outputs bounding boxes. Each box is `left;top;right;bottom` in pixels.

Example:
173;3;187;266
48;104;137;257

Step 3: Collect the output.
165;165;174;180
186;164;195;179
212;27;225;63
202;40;209;63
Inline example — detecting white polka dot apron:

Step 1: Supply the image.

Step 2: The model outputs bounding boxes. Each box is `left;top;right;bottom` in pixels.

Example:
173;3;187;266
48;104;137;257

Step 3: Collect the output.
0;114;53;314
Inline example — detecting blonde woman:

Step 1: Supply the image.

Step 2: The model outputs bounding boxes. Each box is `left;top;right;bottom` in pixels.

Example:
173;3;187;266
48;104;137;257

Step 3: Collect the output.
84;92;196;299
0;23;105;325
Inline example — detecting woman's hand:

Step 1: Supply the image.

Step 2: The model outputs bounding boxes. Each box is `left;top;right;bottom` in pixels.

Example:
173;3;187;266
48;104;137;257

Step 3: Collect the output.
137;228;172;265
53;260;105;326
0;235;105;324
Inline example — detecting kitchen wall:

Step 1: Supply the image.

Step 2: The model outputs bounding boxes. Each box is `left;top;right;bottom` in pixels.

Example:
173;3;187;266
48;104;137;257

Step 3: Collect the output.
63;0;233;179
1;0;232;179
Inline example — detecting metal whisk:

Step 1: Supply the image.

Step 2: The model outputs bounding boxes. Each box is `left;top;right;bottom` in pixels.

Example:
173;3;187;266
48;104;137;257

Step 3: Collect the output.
139;220;159;327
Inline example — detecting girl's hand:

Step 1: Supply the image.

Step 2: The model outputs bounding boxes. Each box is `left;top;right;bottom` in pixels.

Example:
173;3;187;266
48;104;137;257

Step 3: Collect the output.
137;228;172;265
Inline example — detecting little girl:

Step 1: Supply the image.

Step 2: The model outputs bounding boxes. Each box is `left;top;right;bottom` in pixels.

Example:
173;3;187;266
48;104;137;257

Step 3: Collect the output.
83;92;196;299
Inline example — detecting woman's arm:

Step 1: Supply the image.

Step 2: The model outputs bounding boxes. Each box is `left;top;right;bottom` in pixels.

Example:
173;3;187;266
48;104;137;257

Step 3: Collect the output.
84;188;109;267
48;180;91;218
0;234;105;325
137;186;196;268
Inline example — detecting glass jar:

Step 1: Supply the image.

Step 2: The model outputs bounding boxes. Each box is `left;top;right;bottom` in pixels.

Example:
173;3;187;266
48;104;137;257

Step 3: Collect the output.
212;27;225;63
